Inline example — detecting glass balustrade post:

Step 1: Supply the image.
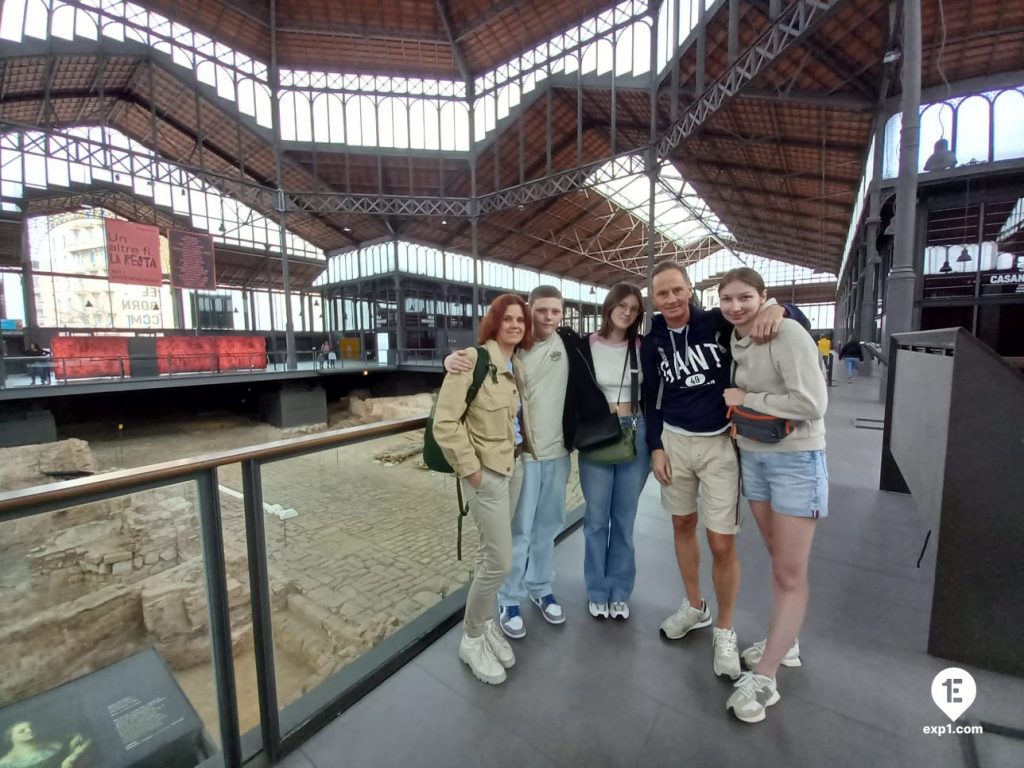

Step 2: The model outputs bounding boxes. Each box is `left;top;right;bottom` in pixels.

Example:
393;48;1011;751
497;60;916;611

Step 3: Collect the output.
241;459;282;760
195;469;243;768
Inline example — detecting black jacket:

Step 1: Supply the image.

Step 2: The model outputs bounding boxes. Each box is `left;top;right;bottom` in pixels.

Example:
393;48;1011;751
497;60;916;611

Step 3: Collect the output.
443;330;606;451
838;340;864;360
557;327;610;451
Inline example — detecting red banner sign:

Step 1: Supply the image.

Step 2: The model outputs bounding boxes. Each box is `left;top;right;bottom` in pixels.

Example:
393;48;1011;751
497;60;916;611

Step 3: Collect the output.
169;229;217;291
105;219;163;286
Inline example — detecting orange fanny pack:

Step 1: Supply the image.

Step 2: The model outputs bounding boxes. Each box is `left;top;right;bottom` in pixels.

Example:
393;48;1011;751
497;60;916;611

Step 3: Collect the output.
727;406;794;443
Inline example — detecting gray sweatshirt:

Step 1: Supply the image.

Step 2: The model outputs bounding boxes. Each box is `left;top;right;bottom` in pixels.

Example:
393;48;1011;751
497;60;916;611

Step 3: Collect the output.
730;318;827;452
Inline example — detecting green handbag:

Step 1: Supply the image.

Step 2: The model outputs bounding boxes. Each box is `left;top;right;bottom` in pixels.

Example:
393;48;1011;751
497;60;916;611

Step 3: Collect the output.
583;417;637;464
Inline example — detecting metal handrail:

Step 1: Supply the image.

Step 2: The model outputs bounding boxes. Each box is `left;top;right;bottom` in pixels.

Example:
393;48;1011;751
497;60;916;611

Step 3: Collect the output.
0;415;426;519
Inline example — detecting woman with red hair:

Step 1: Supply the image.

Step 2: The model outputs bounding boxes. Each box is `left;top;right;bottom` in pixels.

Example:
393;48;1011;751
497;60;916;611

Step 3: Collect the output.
433;293;534;685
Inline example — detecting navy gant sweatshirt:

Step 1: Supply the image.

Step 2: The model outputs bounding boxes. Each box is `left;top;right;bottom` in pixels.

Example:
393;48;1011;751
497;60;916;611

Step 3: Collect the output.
640;308;733;452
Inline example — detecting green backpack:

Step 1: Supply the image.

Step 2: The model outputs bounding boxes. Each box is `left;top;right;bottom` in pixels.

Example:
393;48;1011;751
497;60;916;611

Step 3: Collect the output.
423;346;492;559
423;346;492;473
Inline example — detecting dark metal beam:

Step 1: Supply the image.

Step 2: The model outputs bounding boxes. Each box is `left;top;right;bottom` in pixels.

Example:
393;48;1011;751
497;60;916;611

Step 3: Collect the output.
434;0;474;90
738;89;874;111
676;155;859;187
691;128;864;154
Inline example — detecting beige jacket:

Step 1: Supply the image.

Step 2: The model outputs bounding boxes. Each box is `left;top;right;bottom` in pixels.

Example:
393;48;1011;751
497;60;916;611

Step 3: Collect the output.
432;340;534;478
731;318;828;453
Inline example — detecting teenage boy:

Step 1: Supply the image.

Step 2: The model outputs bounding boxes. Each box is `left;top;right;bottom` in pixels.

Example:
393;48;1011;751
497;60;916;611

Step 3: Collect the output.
641;262;794;680
446;285;599;638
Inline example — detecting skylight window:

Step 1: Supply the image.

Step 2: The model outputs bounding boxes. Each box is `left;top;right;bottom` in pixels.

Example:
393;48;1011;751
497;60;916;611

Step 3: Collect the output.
589;155;732;252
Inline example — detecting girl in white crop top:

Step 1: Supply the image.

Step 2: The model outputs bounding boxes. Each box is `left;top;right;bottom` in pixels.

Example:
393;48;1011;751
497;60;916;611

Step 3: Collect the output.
578;282;651;621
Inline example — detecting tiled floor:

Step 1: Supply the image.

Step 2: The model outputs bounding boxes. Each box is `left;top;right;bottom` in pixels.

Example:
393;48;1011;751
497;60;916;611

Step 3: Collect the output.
277;374;1024;768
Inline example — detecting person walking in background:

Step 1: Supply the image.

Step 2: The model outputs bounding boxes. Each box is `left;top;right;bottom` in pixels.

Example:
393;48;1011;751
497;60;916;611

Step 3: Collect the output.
432;293;533;685
319;340;331;369
816;334;833;386
578;283;650;621
25;342;50;385
719;267;829;724
838;337;864;382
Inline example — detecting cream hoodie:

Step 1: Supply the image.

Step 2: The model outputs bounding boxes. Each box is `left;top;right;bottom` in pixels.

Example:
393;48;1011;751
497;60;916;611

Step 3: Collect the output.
730;318;827;453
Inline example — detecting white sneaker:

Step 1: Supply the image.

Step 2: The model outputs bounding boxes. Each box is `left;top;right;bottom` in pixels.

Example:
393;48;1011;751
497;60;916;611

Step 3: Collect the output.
459;632;506;685
588;601;610;619
726;671;780;723
610;601;630;620
660;599;712;639
483;619;515;669
712;626;741;679
741;638;802;669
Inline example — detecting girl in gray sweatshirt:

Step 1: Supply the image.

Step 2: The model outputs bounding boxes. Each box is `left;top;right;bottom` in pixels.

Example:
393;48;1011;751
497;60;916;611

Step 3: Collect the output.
717;267;829;726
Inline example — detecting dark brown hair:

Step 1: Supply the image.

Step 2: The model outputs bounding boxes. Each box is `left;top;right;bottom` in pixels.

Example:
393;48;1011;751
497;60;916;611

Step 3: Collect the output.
529;284;563;303
598;283;645;342
478;293;533;351
717;267;766;294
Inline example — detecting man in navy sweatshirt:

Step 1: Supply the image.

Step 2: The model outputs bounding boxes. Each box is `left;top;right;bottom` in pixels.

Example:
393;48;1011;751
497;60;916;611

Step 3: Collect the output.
641;261;789;681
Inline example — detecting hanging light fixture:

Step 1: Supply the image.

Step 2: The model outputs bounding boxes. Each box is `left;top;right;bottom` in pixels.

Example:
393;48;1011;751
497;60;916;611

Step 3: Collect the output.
956;246;972;264
924;138;957;171
84;300;94;308
938;259;953;274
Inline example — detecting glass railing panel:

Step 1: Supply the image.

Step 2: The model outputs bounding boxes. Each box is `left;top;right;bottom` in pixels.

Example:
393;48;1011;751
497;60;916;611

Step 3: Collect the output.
0;480;226;765
257;429;474;711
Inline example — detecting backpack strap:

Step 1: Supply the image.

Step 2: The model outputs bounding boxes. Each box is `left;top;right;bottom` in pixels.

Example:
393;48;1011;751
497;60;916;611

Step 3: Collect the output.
465;345;491;406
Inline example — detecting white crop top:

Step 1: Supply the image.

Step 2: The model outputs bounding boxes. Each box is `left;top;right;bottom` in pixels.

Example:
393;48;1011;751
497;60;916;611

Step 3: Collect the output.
589;333;643;404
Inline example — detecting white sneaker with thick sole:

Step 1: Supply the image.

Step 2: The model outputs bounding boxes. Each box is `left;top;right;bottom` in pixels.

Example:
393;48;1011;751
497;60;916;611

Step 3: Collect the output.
726;671;779;723
712;626;741;679
483;619;515;669
588;601;610;619
459;632;506;685
610;601;630;620
741;638;802;669
660;599;712;639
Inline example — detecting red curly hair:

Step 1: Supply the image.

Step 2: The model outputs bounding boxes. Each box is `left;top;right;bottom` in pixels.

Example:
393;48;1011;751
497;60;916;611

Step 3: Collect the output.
478;293;533;351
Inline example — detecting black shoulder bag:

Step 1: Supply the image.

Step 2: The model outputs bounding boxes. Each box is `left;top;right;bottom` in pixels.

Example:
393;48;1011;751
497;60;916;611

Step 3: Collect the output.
582;343;639;464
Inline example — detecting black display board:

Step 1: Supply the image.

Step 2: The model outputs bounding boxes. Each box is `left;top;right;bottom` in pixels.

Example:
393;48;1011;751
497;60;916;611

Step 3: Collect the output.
0;649;213;768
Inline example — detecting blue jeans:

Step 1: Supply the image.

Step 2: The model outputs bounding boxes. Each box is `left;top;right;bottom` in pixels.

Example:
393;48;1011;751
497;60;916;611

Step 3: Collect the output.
844;357;860;379
498;454;571;607
578;416;651;603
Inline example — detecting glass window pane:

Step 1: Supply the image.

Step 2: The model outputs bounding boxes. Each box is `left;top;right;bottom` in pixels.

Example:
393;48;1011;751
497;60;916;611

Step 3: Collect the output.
954;96;991;165
993;89;1024;162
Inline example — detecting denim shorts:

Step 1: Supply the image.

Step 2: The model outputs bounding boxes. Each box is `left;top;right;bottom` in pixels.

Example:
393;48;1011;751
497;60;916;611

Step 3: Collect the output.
739;449;829;519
